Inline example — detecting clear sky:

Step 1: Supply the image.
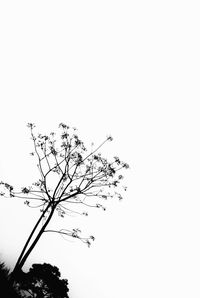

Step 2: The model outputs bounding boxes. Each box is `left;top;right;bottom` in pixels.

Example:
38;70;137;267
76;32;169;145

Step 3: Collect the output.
0;1;200;297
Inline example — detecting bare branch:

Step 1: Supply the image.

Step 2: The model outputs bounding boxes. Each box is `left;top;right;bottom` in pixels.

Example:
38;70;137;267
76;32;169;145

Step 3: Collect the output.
44;229;95;247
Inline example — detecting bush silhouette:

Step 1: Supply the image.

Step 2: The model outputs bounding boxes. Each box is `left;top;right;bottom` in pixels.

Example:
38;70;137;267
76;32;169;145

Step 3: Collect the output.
0;262;21;298
0;261;69;297
18;263;69;298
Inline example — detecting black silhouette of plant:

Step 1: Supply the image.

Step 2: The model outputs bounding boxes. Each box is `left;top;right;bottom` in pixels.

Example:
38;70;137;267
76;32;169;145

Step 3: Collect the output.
18;263;69;298
0;262;22;297
0;123;129;277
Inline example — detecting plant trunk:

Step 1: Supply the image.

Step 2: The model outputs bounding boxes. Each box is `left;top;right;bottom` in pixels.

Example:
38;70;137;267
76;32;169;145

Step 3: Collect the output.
12;203;55;279
13;202;51;275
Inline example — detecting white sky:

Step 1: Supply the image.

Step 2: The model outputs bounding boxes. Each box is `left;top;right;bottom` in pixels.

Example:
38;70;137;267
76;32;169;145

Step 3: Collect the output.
0;1;200;297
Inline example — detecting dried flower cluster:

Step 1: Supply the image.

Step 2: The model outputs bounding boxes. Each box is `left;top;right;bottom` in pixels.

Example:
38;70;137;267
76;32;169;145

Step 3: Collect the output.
1;123;129;247
1;123;129;273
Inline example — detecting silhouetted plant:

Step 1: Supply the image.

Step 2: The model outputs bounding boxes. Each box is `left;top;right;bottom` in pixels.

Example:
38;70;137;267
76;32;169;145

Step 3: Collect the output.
17;263;69;298
0;262;22;297
0;123;129;276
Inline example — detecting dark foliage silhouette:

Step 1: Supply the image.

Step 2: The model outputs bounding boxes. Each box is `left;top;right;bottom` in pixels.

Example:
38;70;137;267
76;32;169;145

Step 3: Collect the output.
17;263;69;298
0;262;21;297
0;123;129;277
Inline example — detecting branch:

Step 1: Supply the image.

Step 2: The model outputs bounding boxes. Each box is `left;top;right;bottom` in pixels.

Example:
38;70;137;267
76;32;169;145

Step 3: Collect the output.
59;190;80;203
58;163;79;199
44;229;95;247
30;128;45;179
12;195;46;201
81;138;110;164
